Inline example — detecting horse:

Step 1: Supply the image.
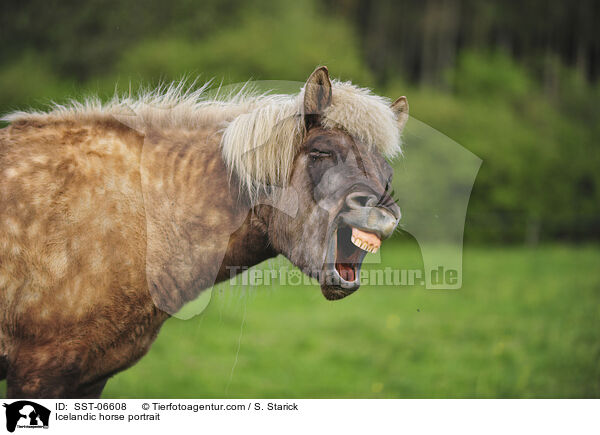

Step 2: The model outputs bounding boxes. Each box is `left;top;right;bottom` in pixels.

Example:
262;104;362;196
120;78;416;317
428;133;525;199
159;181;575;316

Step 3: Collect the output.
0;66;408;397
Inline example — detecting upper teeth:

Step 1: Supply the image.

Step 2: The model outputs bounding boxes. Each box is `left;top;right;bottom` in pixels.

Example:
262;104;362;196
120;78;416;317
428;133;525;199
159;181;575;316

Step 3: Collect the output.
351;235;379;253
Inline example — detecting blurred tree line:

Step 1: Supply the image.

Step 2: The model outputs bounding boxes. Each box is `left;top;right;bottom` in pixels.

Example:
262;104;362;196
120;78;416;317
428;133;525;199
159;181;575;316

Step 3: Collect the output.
0;0;598;243
327;0;600;87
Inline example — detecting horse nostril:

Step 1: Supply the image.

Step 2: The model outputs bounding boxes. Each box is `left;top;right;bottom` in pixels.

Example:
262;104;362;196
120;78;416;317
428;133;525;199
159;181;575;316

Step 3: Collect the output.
346;192;378;209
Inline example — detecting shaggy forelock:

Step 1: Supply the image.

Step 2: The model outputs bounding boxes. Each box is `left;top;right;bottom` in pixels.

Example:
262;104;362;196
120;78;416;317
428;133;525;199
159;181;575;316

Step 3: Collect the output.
222;80;403;201
2;79;403;201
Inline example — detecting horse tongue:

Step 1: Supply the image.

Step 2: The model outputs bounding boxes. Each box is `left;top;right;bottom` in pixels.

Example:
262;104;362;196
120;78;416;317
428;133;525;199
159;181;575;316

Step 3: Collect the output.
336;263;355;282
351;228;381;249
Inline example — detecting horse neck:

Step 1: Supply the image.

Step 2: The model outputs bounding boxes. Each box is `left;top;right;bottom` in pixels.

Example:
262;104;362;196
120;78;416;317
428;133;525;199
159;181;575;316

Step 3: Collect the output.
215;206;277;282
140;125;275;311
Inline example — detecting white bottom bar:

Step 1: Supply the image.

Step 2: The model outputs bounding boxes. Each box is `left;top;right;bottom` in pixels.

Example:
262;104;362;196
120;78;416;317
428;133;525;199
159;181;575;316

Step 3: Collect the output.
1;399;596;435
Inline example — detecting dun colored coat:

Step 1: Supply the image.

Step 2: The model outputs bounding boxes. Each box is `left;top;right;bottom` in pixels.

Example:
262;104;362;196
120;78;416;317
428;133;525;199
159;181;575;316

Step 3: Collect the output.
0;67;408;397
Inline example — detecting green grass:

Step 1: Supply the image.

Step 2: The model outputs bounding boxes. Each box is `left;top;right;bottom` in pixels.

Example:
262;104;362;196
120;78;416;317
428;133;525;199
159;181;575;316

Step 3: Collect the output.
1;243;598;398
101;242;600;398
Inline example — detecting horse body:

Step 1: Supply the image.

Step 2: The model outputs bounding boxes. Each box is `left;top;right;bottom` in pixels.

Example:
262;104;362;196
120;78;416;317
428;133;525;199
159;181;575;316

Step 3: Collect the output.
0;118;274;397
0;67;408;397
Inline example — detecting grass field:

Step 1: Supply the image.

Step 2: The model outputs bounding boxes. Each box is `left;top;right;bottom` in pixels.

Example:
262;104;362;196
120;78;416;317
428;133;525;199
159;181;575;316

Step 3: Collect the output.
100;242;600;398
1;243;598;398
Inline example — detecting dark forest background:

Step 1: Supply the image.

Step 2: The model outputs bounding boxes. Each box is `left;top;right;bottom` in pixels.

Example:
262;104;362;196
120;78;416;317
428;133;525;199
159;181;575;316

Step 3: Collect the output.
1;0;599;243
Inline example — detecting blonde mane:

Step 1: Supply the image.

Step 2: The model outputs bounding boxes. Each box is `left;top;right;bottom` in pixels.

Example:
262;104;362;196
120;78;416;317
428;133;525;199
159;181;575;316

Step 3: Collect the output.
2;79;403;199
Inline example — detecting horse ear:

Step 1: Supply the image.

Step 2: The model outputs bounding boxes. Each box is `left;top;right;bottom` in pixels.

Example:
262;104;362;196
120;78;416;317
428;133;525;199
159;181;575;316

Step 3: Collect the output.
391;96;409;131
303;66;332;129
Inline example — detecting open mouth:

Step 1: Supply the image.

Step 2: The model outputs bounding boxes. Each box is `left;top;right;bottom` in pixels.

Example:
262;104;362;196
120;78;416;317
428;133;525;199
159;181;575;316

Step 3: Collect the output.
319;195;398;300
330;224;382;285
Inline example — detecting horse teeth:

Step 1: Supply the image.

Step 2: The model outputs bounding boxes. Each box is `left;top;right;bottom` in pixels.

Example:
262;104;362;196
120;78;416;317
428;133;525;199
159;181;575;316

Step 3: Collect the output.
351;235;377;253
351;227;382;254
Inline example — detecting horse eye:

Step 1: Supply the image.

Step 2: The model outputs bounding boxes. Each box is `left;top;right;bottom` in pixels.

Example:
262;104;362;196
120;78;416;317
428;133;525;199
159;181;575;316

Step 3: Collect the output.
309;149;332;159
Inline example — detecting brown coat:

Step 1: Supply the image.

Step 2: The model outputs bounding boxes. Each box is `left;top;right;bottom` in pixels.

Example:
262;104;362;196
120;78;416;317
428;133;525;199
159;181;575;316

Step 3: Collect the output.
0;118;272;397
0;67;407;397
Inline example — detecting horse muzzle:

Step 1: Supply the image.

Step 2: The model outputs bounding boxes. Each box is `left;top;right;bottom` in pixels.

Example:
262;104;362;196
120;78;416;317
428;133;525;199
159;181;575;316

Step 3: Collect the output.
319;191;401;300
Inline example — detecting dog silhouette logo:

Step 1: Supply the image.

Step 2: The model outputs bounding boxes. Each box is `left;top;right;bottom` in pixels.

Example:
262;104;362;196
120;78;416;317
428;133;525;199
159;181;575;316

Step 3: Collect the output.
2;401;50;432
